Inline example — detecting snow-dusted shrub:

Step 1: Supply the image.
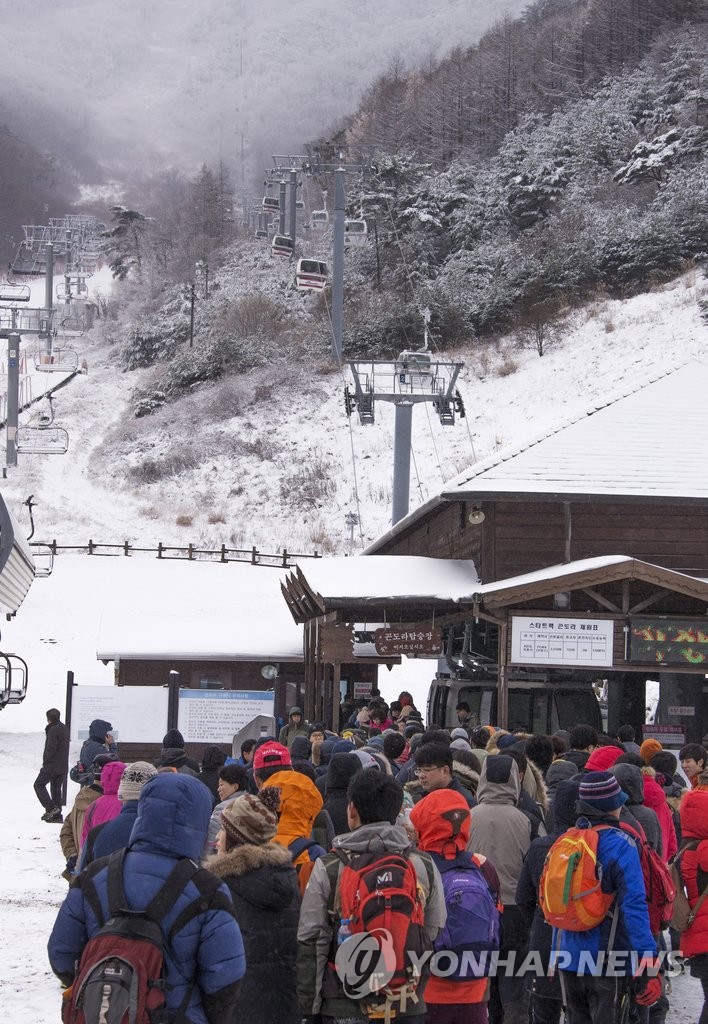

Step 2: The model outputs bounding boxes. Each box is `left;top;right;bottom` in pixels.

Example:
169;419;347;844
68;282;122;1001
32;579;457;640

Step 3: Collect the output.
131;335;274;414
133;390;167;417
128;450;200;483
120;315;187;369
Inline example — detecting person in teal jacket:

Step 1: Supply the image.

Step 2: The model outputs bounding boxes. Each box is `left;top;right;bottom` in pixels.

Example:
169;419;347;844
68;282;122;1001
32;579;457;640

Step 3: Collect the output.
550;771;659;1023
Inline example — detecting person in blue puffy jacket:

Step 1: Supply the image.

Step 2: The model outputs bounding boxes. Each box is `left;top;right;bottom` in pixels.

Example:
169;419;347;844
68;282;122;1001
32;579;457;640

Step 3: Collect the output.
48;772;246;1024
550;771;658;1022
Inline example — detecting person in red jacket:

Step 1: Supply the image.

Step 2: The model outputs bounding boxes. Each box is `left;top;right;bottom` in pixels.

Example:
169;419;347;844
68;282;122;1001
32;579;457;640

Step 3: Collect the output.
677;788;708;1024
642;767;677;861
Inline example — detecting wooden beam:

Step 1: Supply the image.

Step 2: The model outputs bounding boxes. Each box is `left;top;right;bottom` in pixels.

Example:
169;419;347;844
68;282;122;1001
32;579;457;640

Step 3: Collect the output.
581;587;621;613
629;588;671;614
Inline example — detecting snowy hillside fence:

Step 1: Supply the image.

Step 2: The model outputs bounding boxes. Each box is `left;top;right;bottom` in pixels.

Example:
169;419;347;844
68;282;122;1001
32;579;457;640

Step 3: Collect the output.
31;540;321;567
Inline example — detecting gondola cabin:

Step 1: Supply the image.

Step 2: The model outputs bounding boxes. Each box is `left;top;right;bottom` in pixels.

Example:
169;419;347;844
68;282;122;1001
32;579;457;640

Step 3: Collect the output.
295;258;329;291
254;228;268;239
271;234;295;259
262;196;279;213
344;218;368;247
311;210;329;231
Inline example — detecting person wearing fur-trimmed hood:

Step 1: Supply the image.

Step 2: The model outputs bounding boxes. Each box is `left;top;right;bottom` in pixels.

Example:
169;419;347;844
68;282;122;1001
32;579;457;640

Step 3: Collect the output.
209;786;300;1024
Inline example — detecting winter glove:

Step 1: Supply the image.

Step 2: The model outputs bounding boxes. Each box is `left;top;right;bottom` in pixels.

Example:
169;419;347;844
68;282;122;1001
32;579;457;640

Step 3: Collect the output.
65;855;77;873
634;975;662;1006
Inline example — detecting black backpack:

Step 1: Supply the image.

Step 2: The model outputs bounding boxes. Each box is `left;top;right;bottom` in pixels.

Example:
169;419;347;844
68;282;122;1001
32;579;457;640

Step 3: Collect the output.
62;848;231;1024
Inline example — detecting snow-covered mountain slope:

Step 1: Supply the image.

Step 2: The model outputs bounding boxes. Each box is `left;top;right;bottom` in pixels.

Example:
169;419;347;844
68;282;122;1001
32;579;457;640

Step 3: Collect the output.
3;268;707;556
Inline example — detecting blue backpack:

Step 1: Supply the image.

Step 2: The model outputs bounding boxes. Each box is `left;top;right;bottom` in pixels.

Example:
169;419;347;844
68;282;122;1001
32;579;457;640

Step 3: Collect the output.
434;852;501;980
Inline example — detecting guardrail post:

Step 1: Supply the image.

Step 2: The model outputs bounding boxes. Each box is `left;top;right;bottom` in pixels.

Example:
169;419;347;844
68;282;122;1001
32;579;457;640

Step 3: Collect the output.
251;546;257;564
124;541;130;556
188;544;194;560
88;539;94;555
157;542;163;559
221;544;227;563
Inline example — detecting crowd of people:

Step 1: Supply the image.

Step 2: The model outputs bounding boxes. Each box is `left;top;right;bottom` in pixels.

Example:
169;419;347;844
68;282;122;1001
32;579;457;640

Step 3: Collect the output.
41;694;708;1024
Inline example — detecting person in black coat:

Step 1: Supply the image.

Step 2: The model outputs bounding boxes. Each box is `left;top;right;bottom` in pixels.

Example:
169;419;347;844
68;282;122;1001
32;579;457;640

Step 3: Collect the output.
208;787;300;1024
200;745;227;806
516;776;582;1024
34;708;70;821
154;729;200;774
322;752;361;836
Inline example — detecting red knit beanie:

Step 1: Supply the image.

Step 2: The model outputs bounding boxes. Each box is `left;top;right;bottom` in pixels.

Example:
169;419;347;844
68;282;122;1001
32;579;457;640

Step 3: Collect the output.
584;745;624;772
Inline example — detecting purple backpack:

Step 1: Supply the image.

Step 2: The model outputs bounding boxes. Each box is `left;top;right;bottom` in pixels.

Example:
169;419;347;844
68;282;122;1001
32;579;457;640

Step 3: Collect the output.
433;852;501;979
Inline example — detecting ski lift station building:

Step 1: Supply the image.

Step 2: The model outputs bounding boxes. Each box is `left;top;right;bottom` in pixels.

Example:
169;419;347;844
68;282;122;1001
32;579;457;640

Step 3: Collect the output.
351;360;708;744
91;558;377;761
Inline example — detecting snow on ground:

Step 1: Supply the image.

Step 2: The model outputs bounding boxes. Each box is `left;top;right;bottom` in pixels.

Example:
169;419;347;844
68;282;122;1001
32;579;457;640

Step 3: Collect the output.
0;728;704;1023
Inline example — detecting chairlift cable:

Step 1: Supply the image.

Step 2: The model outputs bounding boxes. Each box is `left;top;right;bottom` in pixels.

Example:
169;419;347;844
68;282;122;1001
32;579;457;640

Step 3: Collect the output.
463;406;478;463
423;401;445;483
323;290;365;546
383;193;427;322
410;443;427;504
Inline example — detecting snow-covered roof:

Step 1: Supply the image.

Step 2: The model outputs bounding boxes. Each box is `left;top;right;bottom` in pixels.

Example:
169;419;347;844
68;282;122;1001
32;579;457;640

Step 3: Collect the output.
469;555;708;607
95;558;303;661
442;361;708;501
282;556;479;621
367;361;708;552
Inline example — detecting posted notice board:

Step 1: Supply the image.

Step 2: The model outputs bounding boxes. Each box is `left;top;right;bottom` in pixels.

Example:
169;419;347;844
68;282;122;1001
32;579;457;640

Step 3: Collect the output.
177;689;275;744
70;685;170;744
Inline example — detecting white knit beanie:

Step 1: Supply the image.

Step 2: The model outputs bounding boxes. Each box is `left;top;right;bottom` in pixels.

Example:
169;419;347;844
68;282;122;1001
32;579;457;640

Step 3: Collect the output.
118;761;158;801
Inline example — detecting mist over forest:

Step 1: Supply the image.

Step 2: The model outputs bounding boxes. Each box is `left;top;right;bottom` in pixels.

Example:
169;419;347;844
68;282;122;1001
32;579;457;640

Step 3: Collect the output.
0;0;527;188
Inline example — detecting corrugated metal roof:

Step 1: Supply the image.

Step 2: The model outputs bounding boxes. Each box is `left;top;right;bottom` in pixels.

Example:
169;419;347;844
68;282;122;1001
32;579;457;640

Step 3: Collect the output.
442;361;708;500
366;361;708;552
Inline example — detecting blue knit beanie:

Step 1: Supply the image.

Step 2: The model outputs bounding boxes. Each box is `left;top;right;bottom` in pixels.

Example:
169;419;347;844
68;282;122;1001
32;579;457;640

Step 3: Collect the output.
578;771;628;812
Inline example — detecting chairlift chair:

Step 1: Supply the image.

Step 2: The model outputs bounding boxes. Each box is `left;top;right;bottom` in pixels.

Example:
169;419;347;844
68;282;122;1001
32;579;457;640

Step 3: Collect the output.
344;218;368;247
271;235;295;259
0;282;31;302
295;258;329;291
16;425;69;455
34;348;79;373
3;654;28;704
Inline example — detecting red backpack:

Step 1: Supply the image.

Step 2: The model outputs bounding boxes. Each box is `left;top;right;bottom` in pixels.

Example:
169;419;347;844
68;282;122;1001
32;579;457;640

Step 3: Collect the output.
621;824;676;934
62;849;225;1024
325;850;433;1020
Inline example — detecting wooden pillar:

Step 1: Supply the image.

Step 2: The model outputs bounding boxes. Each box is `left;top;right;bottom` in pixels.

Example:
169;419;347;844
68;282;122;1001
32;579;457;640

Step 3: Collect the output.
497;618;509;730
332;664;341;733
304;620;315;722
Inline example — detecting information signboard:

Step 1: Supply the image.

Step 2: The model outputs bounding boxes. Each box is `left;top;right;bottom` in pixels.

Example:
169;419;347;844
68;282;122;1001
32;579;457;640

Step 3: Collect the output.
373;627;443;657
510;616;614;667
641;724;686;746
177;689;275;744
69;685;169;744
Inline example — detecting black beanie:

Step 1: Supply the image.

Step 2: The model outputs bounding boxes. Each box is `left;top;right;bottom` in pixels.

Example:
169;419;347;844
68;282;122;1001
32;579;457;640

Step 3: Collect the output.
163;729;185;749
